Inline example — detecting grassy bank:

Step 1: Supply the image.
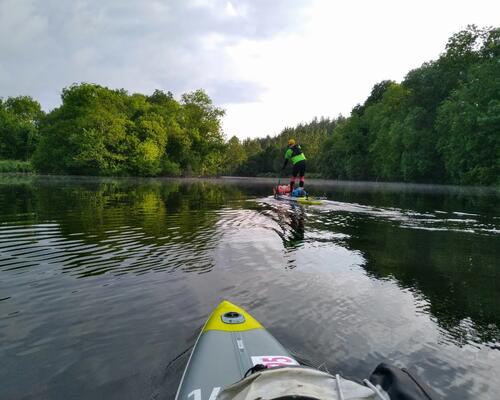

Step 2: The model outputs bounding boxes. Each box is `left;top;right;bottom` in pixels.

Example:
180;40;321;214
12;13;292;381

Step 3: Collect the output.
0;160;33;173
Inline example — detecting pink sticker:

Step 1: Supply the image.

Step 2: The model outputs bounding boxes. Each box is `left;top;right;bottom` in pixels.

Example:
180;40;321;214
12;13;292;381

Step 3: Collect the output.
251;355;299;368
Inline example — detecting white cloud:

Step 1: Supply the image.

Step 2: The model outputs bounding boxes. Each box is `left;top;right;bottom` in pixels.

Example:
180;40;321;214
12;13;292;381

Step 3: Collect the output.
224;1;237;18
222;0;500;138
0;0;308;108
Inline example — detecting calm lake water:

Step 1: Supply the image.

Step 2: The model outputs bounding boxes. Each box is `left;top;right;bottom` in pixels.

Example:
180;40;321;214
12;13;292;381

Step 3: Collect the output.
0;175;499;400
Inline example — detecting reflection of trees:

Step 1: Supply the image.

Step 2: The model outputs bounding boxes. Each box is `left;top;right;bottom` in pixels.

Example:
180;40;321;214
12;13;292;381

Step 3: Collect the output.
0;175;37;220
0;176;248;277
2;176;498;344
28;178;245;240
349;220;500;345
311;183;500;345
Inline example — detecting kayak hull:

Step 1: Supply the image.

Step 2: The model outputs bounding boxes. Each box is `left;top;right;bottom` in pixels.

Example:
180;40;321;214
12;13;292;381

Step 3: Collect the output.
175;300;298;400
175;301;440;400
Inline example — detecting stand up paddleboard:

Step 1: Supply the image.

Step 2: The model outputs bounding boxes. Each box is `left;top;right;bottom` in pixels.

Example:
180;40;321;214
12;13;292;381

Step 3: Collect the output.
274;194;323;205
273;185;324;205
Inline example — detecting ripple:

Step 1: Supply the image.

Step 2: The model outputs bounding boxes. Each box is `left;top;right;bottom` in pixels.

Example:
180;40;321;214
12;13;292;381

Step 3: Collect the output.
0;219;221;278
261;197;500;236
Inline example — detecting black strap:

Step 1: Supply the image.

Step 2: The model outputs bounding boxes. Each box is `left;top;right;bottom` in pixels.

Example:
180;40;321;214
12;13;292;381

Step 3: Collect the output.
244;363;267;378
291;145;302;156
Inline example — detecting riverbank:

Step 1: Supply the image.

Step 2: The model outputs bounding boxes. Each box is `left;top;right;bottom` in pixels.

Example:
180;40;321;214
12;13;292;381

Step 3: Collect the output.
0;160;32;173
1;172;498;196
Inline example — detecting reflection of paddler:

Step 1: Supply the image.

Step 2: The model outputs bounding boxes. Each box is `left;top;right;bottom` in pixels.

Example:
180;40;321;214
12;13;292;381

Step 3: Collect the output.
289;205;305;243
275;205;306;251
282;139;306;193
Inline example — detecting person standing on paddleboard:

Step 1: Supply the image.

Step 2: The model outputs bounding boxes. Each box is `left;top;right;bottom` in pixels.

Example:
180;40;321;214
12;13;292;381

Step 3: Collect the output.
282;139;306;193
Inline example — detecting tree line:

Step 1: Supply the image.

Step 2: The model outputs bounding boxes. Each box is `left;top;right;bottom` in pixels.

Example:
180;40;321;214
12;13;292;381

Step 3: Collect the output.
1;86;227;176
231;25;499;185
318;25;499;185
225;116;344;177
0;26;498;184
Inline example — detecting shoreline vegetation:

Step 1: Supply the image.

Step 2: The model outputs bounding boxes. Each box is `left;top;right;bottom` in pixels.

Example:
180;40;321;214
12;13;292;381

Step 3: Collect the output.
0;26;498;186
0;159;33;173
1;173;498;196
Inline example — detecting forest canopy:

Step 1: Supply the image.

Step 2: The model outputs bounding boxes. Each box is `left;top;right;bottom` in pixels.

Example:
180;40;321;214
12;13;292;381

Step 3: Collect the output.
30;86;226;177
0;25;498;185
317;25;499;185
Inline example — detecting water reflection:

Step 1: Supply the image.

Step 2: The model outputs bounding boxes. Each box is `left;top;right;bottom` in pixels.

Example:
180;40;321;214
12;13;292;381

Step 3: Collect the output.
262;193;500;351
0;175;499;400
353;224;500;347
0;177;248;277
273;203;306;250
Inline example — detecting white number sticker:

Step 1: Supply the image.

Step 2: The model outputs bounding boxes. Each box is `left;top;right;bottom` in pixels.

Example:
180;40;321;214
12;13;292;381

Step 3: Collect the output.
187;387;220;400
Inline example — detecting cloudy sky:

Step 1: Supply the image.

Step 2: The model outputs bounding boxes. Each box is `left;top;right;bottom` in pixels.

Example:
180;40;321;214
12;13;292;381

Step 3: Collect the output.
1;0;498;138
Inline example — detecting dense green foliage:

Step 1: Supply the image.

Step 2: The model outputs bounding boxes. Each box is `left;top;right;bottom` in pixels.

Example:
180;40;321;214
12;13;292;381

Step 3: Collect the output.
436;60;500;184
225;117;344;176
0;96;44;160
31;85;225;176
0;159;33;173
0;26;497;184
232;26;499;185
318;25;499;185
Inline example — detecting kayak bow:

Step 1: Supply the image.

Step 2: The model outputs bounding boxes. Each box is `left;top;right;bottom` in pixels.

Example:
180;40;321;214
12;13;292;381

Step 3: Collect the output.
175;301;440;400
175;300;298;400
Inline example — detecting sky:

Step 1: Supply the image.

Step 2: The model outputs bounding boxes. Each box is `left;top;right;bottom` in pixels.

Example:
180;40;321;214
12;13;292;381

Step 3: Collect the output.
0;0;499;139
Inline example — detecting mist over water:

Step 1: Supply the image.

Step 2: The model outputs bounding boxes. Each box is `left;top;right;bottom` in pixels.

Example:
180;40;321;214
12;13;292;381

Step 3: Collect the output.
0;175;499;400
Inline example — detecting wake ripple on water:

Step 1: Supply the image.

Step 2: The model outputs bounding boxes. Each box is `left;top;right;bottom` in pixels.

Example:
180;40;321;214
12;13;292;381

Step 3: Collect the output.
0;219;220;278
259;196;500;236
320;200;499;235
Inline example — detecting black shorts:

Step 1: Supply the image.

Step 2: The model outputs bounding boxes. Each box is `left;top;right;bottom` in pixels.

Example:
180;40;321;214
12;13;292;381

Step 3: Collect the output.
292;160;306;177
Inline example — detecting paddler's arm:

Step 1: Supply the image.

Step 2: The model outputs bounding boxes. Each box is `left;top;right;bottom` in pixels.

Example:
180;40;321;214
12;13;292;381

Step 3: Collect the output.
282;148;292;170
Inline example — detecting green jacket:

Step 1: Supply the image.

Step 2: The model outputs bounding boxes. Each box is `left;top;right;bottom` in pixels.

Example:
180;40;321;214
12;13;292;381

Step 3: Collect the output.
284;145;306;165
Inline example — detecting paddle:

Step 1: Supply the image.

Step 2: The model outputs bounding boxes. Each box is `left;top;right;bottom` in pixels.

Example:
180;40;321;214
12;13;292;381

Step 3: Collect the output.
274;175;281;198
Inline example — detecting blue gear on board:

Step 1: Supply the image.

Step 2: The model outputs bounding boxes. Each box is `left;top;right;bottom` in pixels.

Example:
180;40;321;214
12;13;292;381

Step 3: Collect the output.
291;188;307;197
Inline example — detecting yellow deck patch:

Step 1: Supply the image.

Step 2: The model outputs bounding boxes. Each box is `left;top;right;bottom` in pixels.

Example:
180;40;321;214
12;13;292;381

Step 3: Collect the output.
202;300;263;332
297;198;322;205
